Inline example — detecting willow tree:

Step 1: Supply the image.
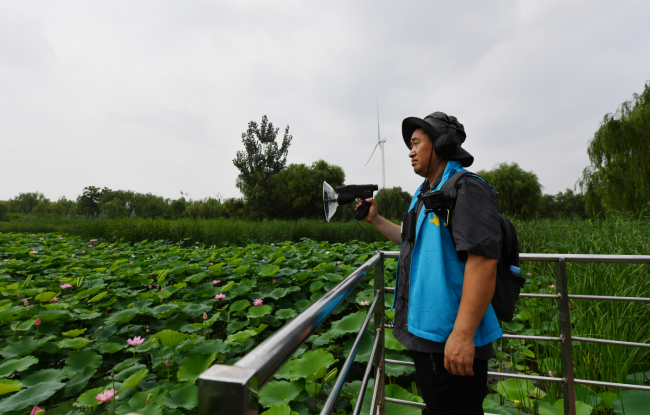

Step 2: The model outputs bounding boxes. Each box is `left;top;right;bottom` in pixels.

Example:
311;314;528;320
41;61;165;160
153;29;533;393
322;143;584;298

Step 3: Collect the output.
579;82;650;216
478;162;543;219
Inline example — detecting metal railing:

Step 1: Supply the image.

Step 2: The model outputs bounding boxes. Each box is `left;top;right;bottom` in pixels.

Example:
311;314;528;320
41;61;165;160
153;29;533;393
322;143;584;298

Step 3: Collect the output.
198;252;650;415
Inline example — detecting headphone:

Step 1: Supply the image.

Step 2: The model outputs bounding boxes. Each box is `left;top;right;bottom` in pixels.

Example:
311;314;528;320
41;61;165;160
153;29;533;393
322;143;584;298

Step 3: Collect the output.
428;114;462;158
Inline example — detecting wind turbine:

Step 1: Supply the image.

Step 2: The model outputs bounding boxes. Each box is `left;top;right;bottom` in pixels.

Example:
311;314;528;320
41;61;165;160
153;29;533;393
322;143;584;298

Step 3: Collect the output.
365;99;387;188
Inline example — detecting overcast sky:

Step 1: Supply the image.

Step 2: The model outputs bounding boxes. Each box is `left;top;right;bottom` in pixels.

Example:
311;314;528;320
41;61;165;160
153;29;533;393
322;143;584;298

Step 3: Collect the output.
2;0;649;202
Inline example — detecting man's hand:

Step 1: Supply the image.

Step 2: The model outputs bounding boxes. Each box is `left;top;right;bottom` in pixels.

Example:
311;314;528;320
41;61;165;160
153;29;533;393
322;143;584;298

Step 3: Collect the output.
354;198;379;224
444;330;475;376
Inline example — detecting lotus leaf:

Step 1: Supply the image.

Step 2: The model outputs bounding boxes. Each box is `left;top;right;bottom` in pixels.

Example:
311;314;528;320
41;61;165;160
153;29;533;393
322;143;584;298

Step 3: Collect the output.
120;368;149;389
182;303;212;316
482;400;511;415
289;349;337;380
105;308;139;325
34;310;69;322
208;263;225;272
88;291;108;303
230;299;251;313
98;341;127;354
538;400;593;415
0;338;50;358
152;330;188;348
612;390;650;415
248;305;272;319
191;340;230;355
152;304;181;318
361;384;424;415
0;356;39;378
259;379;306;407
225;329;257;345
58;337;91;349
275;309;297;320
0;379;22;396
62;367;97;397
74;386;112;408
161;383;199;410
220;281;235;292
234;265;251;274
93;323;119;338
599;392;618;409
0;382;65;412
385;329;408;351
328;311;366;339
496;378;535;403
227;320;249;333
309;281;324;293
385;351;416;376
259;265;280;277
177;352;217;383
294;299;311;312
63;350;103;378
35;291;59;302
343;335;374;363
266;286;300;300
128;386;168;408
21;369;66;387
260;405;299;415
62;328;87;337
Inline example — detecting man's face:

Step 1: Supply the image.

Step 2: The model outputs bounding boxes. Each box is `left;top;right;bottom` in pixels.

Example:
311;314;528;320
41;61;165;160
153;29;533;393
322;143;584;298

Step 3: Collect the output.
409;127;439;178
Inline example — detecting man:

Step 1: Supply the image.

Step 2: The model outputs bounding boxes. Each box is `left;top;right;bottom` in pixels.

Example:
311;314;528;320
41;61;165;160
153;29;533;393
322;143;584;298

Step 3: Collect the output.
355;112;502;414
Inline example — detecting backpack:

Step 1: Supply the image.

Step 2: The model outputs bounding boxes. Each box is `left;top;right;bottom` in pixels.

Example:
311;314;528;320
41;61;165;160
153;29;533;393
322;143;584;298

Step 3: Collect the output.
429;171;525;322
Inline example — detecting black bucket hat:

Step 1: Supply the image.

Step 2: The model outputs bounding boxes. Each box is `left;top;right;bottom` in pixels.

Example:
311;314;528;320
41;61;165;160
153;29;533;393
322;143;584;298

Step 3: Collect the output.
402;111;474;167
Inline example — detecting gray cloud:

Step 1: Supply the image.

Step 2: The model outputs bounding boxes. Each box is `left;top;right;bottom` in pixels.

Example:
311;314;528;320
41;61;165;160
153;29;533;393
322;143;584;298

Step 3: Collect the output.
1;0;649;203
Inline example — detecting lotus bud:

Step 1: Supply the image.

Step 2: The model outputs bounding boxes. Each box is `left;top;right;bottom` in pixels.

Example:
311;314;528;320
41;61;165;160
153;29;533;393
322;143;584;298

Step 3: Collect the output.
35;318;41;326
111;371;115;377
146;393;153;404
203;312;208;320
166;359;171;366
16;293;20;297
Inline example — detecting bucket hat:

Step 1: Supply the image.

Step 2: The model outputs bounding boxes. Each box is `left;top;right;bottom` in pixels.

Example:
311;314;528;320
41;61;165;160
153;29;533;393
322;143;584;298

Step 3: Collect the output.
402;111;474;167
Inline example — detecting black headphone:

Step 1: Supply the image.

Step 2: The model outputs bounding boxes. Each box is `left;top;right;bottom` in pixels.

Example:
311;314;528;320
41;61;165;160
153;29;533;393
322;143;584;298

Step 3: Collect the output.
429;114;462;158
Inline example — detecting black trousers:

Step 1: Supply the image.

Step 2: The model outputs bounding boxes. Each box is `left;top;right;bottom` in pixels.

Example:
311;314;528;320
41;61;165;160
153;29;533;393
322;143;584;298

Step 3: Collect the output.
411;351;488;415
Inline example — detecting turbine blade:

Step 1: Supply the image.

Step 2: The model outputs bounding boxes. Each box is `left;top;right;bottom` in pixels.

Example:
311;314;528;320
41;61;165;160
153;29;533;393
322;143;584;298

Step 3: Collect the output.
365;142;380;166
376;97;381;143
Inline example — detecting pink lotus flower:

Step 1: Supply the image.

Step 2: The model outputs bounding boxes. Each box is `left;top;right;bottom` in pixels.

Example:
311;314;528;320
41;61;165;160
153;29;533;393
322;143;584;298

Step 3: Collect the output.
81;251;85;254
161;288;164;292
24;300;29;306
166;359;171;366
59;237;64;240
39;238;44;241
253;299;263;306
30;406;43;415
113;236;117;239
88;245;92;248
29;250;38;254
35;318;41;325
337;261;342;265
213;280;220;284
196;242;199;244
209;263;214;266
548;284;555;289
262;259;266;262
203;312;208;320
215;293;226;300
3;259;8;262
49;297;59;303
195;247;198;249
359;300;370;306
71;254;75;257
90;239;97;242
16;293;20;297
273;279;276;283
526;272;533;276
548;370;555;377
127;336;145;346
148;285;152;289
271;243;275;246
568;302;571;308
60;284;73;289
95;389;115;403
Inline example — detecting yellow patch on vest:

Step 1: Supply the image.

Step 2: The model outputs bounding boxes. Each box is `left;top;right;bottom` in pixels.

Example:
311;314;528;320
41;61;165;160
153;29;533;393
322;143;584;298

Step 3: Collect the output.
429;214;440;226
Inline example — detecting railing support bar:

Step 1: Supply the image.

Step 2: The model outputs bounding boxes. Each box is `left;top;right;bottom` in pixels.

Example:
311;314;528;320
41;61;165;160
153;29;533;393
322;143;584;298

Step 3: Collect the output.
373;252;385;415
557;258;576;415
369;367;383;415
353;329;382;415
320;292;380;415
384;397;427;409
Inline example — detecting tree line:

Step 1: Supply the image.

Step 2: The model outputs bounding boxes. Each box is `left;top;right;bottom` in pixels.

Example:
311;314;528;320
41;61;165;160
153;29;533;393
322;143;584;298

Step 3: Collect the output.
8;84;649;225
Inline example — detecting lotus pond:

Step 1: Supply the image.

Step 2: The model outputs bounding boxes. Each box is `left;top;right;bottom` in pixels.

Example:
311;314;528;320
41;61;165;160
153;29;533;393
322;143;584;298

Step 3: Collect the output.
0;232;648;415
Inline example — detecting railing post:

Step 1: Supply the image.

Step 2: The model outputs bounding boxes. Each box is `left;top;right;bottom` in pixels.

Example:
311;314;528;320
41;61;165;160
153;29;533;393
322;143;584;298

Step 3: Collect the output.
374;252;385;415
556;258;576;415
198;365;258;415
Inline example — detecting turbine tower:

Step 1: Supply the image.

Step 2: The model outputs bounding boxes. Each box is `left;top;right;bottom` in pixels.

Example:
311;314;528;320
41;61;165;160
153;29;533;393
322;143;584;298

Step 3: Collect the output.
365;99;387;188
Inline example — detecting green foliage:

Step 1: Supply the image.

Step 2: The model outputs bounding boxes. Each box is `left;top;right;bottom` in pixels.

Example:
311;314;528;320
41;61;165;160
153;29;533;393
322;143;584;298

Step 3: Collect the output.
580;81;650;217
0;202;7;222
374;187;412;220
478;162;543;218
271;160;346;220
233;115;293;219
77;186;109;219
541;189;587;219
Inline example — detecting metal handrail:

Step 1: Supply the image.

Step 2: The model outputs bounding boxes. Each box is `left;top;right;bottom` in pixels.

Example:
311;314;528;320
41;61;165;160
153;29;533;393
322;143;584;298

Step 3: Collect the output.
197;251;650;415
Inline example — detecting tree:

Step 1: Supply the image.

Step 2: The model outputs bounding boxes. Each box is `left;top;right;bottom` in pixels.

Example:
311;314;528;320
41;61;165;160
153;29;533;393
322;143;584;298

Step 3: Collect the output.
271;160;345;220
169;197;187;219
579;81;650;217
541;189;586;219
478;163;543;218
233;115;292;219
0;202;8;221
133;193;168;219
101;190;137;218
222;198;245;219
8;192;47;214
51;197;77;217
375;187;412;220
77;186;108;219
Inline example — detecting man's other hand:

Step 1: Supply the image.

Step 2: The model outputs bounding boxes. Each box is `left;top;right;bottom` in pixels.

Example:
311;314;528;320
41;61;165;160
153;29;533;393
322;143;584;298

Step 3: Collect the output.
444;330;475;376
